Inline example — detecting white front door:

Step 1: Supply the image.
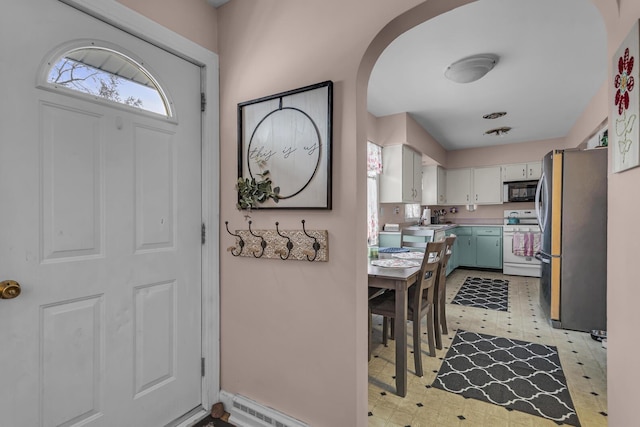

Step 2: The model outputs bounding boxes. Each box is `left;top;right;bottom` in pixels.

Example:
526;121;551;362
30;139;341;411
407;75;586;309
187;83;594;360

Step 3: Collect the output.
0;2;203;426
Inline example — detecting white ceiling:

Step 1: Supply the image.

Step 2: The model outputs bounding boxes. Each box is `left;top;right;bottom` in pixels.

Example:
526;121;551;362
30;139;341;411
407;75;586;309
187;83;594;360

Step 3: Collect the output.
367;0;607;151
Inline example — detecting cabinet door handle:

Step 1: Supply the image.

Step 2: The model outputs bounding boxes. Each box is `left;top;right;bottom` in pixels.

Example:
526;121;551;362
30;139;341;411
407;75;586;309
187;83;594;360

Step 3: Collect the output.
522;168;526;177
496;239;499;246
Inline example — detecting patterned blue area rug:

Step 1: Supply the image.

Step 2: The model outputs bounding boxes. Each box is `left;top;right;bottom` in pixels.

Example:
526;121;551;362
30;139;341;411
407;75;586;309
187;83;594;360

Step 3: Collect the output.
451;277;509;311
433;330;581;426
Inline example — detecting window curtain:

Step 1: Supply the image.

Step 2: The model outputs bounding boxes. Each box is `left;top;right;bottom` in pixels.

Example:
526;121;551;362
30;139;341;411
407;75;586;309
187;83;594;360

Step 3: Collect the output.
367;142;382;245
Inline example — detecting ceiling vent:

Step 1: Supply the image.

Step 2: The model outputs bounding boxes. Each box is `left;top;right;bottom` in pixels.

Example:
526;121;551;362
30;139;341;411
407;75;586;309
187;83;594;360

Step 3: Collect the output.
484;126;511;137
482;111;507;119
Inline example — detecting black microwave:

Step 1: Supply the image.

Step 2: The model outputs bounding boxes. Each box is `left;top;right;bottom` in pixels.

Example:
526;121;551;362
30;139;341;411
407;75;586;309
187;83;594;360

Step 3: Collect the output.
503;180;538;202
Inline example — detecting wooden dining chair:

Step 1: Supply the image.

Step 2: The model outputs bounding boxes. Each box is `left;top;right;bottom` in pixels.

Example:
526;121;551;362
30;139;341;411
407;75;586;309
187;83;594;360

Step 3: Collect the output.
434;235;456;350
400;228;435;250
369;241;444;377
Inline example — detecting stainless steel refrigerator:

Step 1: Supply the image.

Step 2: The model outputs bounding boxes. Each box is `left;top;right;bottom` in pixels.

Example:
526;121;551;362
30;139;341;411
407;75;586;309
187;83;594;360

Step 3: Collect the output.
535;148;607;332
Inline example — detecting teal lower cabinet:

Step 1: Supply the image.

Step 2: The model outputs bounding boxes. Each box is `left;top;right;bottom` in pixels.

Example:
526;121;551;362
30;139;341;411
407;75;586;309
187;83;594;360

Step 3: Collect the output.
378;231;401;248
475;227;503;269
449;226;502;270
455;227;476;268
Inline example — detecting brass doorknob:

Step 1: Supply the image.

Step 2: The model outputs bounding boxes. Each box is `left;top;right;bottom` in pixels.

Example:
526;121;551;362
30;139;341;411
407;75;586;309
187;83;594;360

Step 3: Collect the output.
0;280;21;299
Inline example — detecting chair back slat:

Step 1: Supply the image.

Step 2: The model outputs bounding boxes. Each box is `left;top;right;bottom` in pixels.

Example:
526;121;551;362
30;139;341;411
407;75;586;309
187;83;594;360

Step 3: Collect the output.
411;241;444;315
401;228;435;250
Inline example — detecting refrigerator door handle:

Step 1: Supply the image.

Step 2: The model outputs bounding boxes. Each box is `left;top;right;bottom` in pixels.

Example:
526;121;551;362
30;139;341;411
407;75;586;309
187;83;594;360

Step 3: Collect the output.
534;251;550;263
535;173;546;232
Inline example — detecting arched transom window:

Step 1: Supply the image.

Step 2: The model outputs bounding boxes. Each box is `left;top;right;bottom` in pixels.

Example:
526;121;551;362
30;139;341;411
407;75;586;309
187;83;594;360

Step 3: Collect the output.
44;45;171;117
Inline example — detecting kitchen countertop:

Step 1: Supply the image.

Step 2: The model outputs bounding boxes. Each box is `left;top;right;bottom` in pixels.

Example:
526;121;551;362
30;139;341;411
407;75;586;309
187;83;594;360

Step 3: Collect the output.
381;223;504;235
406;224;503;230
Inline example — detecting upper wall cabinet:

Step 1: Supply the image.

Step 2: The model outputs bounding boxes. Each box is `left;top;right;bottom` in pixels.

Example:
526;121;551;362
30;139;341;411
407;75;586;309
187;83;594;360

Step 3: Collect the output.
445;168;472;205
421;165;446;206
502;161;541;182
446;166;502;205
380;145;422;203
473;166;503;204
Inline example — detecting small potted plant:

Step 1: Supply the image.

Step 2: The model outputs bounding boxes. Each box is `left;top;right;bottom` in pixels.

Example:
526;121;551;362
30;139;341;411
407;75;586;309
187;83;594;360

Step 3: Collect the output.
236;170;280;211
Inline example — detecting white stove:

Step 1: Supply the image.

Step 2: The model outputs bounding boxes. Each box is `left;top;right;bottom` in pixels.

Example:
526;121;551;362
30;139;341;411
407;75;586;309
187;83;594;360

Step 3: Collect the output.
503;209;542;277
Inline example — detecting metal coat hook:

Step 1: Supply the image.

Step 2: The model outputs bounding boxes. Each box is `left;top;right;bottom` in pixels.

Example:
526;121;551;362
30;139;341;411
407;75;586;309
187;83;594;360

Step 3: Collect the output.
247;220;267;258
275;222;294;260
301;219;321;262
225;221;245;256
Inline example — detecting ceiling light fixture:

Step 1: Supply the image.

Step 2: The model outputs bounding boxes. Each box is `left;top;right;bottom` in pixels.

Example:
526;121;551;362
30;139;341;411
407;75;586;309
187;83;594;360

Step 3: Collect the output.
445;54;499;83
484;126;511;137
482;111;507;120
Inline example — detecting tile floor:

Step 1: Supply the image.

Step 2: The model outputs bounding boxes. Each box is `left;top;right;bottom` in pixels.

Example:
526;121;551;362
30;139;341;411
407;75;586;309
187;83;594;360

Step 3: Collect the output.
368;269;608;427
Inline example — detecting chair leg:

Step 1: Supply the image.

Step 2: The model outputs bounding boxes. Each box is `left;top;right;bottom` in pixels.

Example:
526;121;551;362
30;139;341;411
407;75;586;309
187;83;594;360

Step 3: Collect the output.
426;308;436;357
434;302;443;350
440;285;448;335
390;318;395;340
368;308;372;361
412;317;423;377
434;278;443;350
382;317;389;347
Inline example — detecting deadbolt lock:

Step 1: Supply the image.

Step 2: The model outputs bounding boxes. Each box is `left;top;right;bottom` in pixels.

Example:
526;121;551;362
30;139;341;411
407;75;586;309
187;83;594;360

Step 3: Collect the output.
0;280;21;299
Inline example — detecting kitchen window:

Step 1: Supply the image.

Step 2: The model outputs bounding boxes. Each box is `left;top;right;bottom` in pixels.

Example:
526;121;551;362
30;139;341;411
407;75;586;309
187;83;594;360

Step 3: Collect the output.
367;142;382;245
405;203;421;221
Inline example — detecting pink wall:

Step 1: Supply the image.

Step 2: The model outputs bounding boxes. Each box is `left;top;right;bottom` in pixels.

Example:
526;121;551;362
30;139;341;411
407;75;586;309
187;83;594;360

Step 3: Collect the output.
216;2;428;426
374;112;447;164
116;0;219;53
111;0;639;425
406;113;448;165
598;1;640;425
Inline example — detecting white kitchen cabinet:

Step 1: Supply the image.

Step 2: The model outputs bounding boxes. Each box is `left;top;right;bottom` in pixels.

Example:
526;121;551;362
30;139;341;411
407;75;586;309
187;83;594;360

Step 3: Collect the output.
445;168;472;205
502;161;541;182
380;144;422;203
421;165;446;205
446;166;502;205
473;166;503;204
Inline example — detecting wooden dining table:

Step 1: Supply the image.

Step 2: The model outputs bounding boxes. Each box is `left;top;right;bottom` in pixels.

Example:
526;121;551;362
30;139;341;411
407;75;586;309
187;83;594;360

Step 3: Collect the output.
368;259;422;397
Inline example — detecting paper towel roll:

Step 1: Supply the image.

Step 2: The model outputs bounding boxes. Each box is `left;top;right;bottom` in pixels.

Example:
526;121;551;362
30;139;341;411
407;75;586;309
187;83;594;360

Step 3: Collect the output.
422;209;431;224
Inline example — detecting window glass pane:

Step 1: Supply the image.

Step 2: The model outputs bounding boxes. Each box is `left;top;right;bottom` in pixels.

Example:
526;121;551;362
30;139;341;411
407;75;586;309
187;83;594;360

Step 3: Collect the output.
47;47;169;116
367;142;382;245
367;142;382;176
405;203;421;221
367;175;379;245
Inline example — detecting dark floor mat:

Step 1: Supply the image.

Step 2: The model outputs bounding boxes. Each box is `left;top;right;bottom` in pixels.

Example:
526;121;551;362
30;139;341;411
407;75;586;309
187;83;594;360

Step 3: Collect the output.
451;276;509;311
191;415;234;427
432;330;581;426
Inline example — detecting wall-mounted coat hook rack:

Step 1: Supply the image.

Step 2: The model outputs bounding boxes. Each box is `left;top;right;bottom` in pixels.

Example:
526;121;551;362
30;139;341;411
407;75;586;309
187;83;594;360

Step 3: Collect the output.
224;220;328;262
225;221;245;256
275;222;294;260
247;220;267;258
301;220;321;261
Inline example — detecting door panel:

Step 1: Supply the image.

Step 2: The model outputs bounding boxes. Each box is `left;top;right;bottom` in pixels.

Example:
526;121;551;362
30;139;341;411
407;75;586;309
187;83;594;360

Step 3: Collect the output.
41;296;104;427
41;102;104;260
1;2;202;426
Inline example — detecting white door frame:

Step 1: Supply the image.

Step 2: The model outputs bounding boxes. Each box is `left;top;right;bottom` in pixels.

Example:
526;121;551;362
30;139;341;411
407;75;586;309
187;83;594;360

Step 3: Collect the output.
59;0;221;411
